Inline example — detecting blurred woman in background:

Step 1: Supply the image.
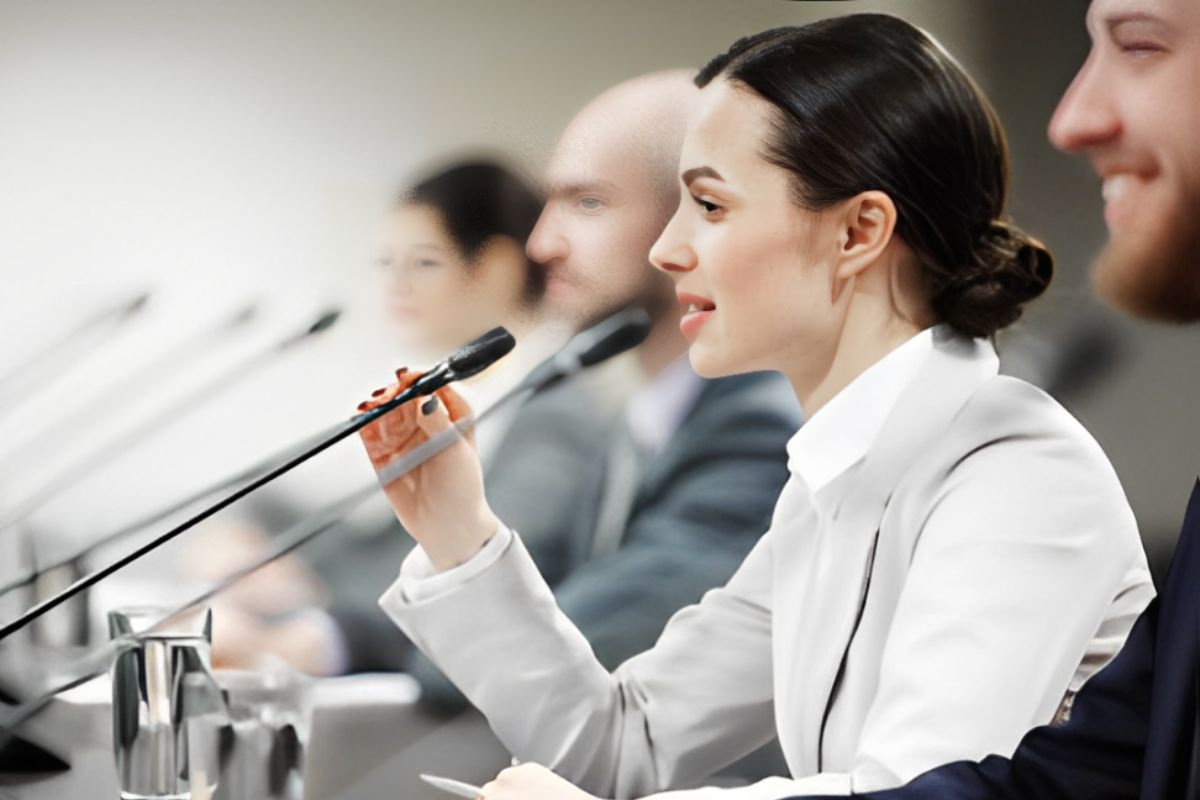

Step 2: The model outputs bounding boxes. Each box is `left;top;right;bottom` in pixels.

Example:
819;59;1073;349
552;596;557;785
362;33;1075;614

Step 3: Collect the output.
203;159;618;698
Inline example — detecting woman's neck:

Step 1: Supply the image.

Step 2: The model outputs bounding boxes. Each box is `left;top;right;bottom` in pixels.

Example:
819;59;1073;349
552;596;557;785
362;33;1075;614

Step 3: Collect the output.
790;298;926;418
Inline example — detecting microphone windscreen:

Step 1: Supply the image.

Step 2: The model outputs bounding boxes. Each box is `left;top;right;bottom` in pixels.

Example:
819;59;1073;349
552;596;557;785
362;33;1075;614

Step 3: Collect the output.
449;327;516;379
278;307;342;350
576;308;651;367
305;308;342;337
119;292;151;321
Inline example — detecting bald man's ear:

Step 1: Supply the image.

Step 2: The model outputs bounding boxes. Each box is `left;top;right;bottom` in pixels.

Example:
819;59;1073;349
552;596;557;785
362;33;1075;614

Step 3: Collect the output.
833;191;898;280
475;234;526;272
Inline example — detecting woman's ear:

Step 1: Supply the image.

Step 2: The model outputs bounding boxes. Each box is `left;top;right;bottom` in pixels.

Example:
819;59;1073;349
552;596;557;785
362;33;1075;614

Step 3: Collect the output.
833;190;898;280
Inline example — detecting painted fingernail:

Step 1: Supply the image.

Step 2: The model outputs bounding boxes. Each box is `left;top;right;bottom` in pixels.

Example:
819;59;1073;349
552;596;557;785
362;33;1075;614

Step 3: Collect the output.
420;396;439;415
357;401;371;412
371;387;386;397
395;367;409;380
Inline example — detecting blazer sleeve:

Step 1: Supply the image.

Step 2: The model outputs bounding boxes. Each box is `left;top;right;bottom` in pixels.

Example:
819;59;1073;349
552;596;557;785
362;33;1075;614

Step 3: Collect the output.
399;381;614;709
380;526;779;799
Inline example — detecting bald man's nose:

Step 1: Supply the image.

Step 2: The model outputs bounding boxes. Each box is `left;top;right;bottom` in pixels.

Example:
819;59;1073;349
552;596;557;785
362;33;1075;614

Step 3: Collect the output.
526;208;567;265
1048;57;1121;154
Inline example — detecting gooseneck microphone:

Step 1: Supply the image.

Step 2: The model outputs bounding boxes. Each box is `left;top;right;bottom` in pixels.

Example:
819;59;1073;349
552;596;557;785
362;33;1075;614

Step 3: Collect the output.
375;308;650;485
517;308;650;393
0;301;258;480
0;321;513;600
0;307;340;534
0;309;650;738
0;292;149;411
411;326;517;392
0;327;516;642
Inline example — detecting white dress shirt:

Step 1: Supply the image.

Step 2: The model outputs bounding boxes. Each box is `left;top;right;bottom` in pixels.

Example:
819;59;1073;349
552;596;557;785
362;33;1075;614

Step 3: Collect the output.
380;326;1154;798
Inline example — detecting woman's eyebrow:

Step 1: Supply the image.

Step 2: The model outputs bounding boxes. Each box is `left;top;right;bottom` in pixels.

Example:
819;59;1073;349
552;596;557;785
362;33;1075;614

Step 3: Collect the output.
682;166;724;187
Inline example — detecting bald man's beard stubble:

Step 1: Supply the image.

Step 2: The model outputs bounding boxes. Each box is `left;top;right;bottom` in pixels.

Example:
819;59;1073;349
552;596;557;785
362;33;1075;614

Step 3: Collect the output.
1093;185;1200;323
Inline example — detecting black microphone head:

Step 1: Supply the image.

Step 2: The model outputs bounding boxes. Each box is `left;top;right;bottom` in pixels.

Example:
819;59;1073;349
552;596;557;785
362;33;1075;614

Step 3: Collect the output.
576;308;651;367
225;301;259;330
448;327;516;380
277;308;341;350
305;308;341;337
119;292;151;321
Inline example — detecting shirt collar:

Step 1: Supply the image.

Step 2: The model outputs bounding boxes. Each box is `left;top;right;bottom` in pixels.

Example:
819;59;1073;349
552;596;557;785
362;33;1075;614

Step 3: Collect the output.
627;356;705;455
786;326;939;497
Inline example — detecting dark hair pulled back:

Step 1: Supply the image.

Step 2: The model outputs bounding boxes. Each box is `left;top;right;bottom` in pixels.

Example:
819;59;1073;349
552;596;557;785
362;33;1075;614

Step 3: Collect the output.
697;14;1053;337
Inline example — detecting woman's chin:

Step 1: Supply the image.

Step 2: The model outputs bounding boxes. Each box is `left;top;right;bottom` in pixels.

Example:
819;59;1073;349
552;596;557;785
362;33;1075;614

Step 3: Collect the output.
687;346;735;379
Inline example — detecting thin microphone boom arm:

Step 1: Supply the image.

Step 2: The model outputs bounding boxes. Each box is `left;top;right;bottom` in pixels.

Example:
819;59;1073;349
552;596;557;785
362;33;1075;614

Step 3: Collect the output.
0;326;515;642
0;323;520;599
0;309;650;734
0;307;338;534
0;292;149;409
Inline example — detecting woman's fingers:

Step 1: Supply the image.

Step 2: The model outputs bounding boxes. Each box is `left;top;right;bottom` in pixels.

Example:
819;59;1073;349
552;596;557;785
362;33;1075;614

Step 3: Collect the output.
356;367;494;568
475;764;600;800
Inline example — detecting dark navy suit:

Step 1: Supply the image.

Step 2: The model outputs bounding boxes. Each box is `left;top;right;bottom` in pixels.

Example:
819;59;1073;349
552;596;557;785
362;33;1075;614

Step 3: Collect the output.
800;480;1200;799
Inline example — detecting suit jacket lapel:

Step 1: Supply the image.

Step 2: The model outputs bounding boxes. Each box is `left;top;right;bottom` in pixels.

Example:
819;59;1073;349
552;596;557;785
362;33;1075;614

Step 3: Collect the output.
782;330;999;771
1143;479;1200;799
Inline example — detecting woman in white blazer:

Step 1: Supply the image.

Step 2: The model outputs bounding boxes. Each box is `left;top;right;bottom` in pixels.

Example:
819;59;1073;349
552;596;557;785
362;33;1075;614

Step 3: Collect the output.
357;14;1154;799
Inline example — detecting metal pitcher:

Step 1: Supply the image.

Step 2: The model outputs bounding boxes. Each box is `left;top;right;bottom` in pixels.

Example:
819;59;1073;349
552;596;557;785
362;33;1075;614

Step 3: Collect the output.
109;606;218;800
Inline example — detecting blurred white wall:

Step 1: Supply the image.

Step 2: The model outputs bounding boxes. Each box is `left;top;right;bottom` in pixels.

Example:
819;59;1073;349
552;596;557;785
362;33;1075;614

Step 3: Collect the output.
0;0;983;542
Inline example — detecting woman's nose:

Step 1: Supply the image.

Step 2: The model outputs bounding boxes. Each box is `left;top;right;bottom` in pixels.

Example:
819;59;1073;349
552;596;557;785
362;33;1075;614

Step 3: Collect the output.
650;211;696;275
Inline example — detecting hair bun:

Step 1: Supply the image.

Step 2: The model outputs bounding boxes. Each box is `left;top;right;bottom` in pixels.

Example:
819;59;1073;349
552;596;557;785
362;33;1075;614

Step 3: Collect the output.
932;220;1055;338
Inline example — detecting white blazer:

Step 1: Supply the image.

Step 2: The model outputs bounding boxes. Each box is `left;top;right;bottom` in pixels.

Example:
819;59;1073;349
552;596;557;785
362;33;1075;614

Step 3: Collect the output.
380;328;1153;798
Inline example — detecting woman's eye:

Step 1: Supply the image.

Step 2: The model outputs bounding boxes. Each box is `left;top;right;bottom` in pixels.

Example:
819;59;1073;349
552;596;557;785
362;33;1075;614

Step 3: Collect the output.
691;195;724;218
1116;37;1164;57
1111;25;1168;59
413;258;441;269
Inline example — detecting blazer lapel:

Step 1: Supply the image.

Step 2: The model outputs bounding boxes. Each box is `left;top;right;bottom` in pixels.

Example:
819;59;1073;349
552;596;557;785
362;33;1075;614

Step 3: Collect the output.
783;330;999;772
1142;480;1200;799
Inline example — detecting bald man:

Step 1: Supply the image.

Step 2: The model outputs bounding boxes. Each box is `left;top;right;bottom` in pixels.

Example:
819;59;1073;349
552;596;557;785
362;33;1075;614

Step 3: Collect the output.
402;69;800;684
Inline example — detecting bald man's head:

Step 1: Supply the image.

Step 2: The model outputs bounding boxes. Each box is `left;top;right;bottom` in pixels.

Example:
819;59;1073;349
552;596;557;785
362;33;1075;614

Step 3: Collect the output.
526;71;699;326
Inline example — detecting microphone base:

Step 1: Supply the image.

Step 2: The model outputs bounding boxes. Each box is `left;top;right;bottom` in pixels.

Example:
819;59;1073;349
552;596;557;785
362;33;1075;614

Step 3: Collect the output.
0;731;69;774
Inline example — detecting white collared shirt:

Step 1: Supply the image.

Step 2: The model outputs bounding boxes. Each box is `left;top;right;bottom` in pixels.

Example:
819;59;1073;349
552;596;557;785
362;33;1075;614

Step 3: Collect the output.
627;355;706;457
786;327;935;503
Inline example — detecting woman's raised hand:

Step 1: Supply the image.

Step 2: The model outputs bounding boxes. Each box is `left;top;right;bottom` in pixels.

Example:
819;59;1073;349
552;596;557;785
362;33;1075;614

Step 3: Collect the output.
358;368;500;571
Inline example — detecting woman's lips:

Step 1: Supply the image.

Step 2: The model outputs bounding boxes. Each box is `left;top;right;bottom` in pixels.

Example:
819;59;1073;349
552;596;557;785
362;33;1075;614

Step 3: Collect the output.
677;293;715;340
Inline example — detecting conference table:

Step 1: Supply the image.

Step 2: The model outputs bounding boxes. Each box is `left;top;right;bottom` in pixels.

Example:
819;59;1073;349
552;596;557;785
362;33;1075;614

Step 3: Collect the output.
1;672;511;800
